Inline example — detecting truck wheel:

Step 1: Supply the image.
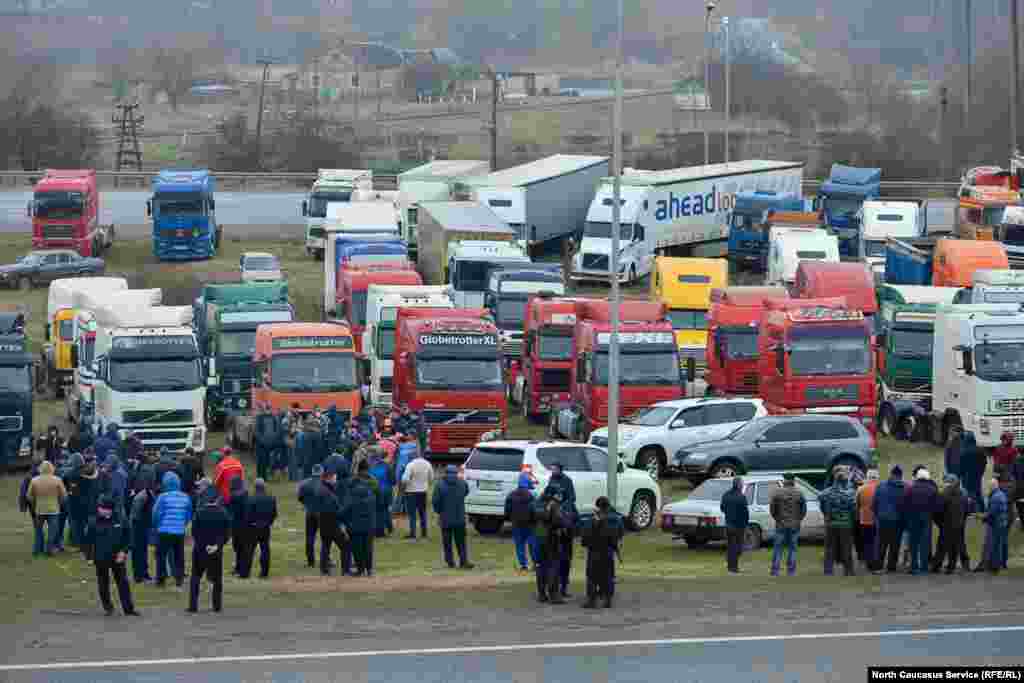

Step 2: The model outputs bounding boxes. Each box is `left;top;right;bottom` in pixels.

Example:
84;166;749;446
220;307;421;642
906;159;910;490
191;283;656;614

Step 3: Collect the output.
879;405;897;437
18;277;30;291
472;517;503;535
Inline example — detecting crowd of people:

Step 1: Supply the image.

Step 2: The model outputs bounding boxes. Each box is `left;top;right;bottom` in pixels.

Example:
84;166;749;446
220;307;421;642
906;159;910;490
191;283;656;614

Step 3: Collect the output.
720;429;1023;577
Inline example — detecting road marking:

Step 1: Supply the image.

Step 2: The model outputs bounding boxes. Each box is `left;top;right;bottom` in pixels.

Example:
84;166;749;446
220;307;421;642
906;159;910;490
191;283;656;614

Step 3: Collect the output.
3;625;1023;671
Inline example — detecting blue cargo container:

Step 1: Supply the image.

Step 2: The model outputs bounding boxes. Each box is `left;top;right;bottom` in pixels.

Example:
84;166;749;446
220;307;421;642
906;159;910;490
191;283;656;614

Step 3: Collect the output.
333;238;408;275
884;238;937;285
727;190;805;270
148;169;221;261
819;164;881;258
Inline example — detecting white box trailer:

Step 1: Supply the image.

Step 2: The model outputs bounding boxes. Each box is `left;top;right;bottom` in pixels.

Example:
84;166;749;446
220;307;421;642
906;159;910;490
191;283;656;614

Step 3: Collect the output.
321;201;403;318
302;169;374;259
572;160;804;283
463;154;609;248
766;227;840;286
397;160;489;255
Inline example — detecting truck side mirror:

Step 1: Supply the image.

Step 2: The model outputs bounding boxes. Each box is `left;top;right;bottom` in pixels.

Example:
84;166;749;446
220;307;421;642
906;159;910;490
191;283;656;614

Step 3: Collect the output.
953;345;973;375
146;201;152;217
302;200;308;217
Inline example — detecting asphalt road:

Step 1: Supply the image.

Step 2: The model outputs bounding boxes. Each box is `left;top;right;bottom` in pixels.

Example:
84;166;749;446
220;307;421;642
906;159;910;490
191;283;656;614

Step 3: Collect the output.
0;191;307;239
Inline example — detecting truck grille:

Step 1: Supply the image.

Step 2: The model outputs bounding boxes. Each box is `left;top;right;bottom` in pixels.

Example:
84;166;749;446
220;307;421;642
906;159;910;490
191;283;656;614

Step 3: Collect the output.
891;375;931;393
741;374;758;390
433;424;496;450
539;368;571;390
221;378;252;395
379;376;393;393
581;253;609;271
121;409;194;424
423;409;502;425
0;416;23;431
994;398;1024;414
42;224;74;239
805;384;859;403
138;430;190;442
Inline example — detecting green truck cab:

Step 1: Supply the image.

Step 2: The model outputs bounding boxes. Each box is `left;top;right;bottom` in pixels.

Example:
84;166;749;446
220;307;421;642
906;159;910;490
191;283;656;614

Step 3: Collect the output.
876;302;936;437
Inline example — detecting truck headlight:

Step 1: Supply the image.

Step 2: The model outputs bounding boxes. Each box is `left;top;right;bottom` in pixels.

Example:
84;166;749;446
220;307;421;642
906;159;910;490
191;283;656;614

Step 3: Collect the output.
192;427;205;448
19;437;30;457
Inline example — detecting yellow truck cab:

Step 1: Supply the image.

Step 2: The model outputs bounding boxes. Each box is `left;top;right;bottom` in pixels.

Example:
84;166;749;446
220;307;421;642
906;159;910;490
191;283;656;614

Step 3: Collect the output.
42;307;75;397
650;256;728;374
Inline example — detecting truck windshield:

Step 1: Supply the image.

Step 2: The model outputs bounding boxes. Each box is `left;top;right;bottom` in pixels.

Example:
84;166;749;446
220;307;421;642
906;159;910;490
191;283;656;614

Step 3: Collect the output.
219;330;257;356
667;310;707;330
584;221;633;241
983;290;1024;304
1003;225;1024;245
864;241;886;258
891;329;933;358
594;351;679;385
453;261;491;292
155;193;204;216
308;192;352;218
109;359;202;392
34;191;83;218
0;366;31;392
270;353;357;392
496;297;527;330
789;330;871;376
722;330;758;359
976;342;1024;382
824;198;861;217
416;358;503;389
538;332;573;360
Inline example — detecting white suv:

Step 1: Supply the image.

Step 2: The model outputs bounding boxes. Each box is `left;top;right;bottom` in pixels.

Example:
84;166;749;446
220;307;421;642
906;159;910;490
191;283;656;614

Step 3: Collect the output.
588;397;767;480
463;440;662;535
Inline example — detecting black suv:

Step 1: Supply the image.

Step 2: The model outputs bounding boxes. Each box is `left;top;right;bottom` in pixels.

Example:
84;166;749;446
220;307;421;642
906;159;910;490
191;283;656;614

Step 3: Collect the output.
674;414;876;484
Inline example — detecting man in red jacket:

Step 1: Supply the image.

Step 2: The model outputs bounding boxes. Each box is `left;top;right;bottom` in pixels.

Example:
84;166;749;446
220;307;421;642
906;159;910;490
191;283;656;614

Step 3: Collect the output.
213;448;245;504
992;431;1018;477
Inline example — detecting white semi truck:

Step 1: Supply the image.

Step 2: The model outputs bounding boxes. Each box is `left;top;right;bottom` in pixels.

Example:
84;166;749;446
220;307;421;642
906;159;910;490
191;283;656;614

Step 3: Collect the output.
930;303;1024;448
364;284;454;408
962;269;1024;305
91;302;206;454
766;227;840;287
301;169;373;259
858;201;921;274
572;160;804;283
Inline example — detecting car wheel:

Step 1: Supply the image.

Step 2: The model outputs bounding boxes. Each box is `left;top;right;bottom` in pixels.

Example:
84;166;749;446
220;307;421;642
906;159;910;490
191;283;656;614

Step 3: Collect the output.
473;517;503;535
709;460;740;479
18;277;30;291
684;535;709;548
636;446;663;480
743;524;763;551
627;492;656;531
879;404;897;437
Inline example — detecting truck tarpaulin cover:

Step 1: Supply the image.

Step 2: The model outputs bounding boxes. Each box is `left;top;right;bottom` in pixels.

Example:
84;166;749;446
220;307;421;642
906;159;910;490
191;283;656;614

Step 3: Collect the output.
94;304;191;328
794;262;878;314
820;164;882;197
49;277;129;321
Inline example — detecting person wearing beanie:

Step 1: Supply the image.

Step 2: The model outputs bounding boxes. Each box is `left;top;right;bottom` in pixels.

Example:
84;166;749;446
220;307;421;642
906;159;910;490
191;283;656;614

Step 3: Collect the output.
505;473;539;573
432;464;473;570
344;459;379;576
820;469;857;576
297;464;324;568
87;495;139;617
903;467;941;575
240;479;277;579
931;473;970;574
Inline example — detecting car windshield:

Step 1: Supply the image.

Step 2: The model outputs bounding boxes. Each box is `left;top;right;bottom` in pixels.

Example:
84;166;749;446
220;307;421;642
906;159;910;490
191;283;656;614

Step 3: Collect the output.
17;254;42;265
864;240;886;258
594;351;679;385
789;330;871;376
244;257;278;271
109;359;202;392
891;329;933;358
0;365;31;393
722;330;758;359
824;198;861;216
584;221;633;241
155;193;204;216
270;353;357;392
538;333;573;360
219;330;257;356
308;192;352;218
496;297;527;329
983;290;1024;304
624;406;677;426
416;358;503;389
976;342;1024;382
667;310;708;330
34;191;83;218
453;261;492;292
688;478;735;501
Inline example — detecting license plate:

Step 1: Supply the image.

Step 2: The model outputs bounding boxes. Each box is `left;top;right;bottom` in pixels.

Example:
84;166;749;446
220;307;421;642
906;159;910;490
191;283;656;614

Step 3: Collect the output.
449;447;471;454
477;480;502;491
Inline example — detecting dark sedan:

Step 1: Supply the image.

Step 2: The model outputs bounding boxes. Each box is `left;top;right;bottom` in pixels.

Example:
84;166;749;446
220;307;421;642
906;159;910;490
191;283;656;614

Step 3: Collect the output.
0;250;105;290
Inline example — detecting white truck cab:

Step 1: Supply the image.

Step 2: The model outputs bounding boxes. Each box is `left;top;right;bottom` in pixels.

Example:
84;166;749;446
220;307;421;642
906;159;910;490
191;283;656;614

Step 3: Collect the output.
302;169;373;259
446;240;531;308
858;201;920;274
364;284;454;408
967;269;1024;305
767;227;839;286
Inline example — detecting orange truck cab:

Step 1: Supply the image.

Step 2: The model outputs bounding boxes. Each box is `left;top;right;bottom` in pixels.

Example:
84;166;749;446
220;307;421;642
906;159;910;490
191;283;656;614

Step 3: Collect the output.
392;308;506;457
758;298;877;436
335;264;422;355
933;238;1009;287
512;295;586;419
792;261;879;333
552;299;682;442
706;286;789;396
229;322;361;450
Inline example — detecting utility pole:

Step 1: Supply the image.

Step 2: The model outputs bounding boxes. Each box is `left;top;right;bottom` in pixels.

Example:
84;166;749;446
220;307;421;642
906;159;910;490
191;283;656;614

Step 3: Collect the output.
607;0;624;505
940;86;950;179
255;58;273;169
490;70;499;171
1011;0;1020;157
704;1;715;166
112;101;144;173
723;16;731;164
965;0;973;136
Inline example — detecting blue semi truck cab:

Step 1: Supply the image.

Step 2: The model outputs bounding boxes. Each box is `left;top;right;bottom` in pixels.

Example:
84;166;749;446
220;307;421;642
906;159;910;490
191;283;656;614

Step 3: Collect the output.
818;164;881;258
148;169;222;261
727;190;805;270
0;334;33;468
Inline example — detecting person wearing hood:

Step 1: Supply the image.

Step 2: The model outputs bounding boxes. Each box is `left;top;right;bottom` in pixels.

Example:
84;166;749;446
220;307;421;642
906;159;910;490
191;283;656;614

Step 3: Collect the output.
820;469;857;576
505;473;539;573
582;496;622;609
77;452;101;561
542;462;578;598
129;465;157;583
87;495;139;617
152;471;192;587
27;460;67;556
298;464;324;568
534;490;567;604
240;479;277;579
368;448;395;538
432;465;473;570
903;467;941;575
227;476;249;577
93;424;120;465
188;482;232;613
254;403;280;482
344;460;380;576
213;448;244;504
931;474;970;574
958;431;986;513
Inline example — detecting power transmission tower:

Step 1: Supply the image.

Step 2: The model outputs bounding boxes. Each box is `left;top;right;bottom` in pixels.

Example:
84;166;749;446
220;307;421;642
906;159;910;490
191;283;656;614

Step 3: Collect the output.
112;101;144;172
255;58;274;170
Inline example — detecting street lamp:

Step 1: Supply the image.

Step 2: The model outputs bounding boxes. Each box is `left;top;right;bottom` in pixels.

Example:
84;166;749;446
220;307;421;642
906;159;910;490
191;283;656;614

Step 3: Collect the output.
607;0;624;504
703;1;715;166
723;15;730;164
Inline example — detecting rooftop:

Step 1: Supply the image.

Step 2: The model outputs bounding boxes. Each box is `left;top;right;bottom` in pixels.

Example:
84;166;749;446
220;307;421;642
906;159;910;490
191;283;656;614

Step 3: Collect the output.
612;160;803;187
420;201;512;233
463;154;608;188
399;160;488;182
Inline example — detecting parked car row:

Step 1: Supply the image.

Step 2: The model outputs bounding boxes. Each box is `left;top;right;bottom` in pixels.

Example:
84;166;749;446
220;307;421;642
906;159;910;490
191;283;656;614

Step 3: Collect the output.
0;250;105;289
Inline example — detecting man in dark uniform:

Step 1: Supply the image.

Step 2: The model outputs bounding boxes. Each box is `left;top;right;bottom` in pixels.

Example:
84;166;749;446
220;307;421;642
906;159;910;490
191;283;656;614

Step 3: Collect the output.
534;490;567;604
188;481;232;613
542;462;577;599
313;462;349;576
582;496;624;608
297;464;323;568
254;403;280;482
240;479;278;579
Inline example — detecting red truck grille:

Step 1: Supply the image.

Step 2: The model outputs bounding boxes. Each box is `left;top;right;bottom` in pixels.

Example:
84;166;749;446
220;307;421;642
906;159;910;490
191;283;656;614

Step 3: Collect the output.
741;374;758;389
42;224;75;239
433;424;495;450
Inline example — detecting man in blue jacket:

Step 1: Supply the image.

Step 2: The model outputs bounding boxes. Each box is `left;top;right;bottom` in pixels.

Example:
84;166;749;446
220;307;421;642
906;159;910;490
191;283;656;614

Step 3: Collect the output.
981;473;1011;573
152;471;192;587
873;465;907;573
432;465;474;570
720;477;749;574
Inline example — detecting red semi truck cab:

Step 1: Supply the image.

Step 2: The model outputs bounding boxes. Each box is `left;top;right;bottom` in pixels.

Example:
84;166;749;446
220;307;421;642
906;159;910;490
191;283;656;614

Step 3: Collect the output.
392;308;506;457
792;261;879;334
515;295;582;419
30;169;103;256
553;299;682;442
757;298;877;436
706;286;789;396
335;263;421;355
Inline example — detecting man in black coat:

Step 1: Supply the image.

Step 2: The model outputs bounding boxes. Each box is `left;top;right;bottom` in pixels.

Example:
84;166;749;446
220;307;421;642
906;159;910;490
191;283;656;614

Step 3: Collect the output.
297;464;324;568
582;497;623;609
542;462;578;599
227;476;249;577
254;403;280;482
86;495;139;617
312;464;349;576
240;479;278;578
188;481;232;613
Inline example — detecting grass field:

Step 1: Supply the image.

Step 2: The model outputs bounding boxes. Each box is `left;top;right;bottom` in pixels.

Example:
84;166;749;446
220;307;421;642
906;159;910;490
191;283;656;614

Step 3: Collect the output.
0;235;1020;620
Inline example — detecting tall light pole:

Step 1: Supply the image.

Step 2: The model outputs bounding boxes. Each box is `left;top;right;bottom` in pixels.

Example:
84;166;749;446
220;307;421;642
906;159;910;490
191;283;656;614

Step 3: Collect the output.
723;16;731;164
255;58;273;170
703;1;715;165
1011;0;1020;158
607;0;624;505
